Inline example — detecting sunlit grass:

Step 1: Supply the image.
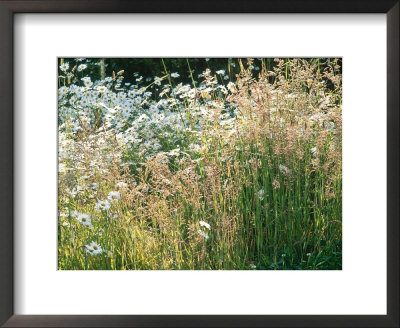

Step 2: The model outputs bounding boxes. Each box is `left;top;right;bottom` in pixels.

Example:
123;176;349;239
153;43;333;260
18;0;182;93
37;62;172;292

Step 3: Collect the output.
58;58;342;270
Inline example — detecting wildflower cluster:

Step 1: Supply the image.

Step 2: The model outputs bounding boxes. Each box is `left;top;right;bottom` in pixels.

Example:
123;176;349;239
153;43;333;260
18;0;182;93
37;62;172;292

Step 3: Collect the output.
58;58;342;270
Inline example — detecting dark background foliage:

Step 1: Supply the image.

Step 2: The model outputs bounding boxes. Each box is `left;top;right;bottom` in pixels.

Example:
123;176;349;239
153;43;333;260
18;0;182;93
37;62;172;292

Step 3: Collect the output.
58;57;342;86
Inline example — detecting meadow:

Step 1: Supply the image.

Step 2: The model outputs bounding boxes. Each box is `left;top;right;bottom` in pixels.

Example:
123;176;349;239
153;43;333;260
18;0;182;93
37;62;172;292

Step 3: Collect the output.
58;58;342;270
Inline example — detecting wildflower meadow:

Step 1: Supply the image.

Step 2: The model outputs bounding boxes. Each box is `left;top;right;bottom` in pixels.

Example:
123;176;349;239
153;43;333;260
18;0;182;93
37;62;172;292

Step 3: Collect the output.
58;58;342;270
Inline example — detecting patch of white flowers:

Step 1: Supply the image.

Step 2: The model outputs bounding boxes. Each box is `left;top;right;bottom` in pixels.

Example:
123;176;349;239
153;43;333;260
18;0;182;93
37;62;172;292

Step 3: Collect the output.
85;241;102;255
95;199;111;212
199;220;211;230
107;191;121;202
279;164;291;176
198;230;210;240
257;189;265;201
75;213;93;229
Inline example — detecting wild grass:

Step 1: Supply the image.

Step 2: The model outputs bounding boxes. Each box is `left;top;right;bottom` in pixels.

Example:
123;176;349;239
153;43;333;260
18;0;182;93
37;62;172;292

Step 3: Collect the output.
58;58;342;270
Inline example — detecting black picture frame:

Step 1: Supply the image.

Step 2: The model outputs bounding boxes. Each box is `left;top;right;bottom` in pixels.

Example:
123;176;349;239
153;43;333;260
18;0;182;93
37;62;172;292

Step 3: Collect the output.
0;1;398;327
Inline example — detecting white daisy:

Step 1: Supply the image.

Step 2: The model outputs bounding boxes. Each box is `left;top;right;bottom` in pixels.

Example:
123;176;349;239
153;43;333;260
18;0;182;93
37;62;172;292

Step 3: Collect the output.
199;221;211;230
116;181;128;189
96;85;107;93
171;72;180;78
76;213;93;229
198;230;210;240
279;164;291;175
77;64;87;72
83;79;93;87
227;82;236;93
59;62;69;72
95;199;111;211
168;148;180;156
85;241;102;255
107;191;121;202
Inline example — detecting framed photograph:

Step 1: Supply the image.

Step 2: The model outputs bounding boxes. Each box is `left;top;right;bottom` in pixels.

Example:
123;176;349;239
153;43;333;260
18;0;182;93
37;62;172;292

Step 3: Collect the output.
1;0;398;327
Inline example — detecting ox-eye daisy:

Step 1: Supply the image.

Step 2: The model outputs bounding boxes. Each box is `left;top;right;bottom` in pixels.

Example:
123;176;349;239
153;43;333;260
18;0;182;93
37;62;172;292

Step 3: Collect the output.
77;64;87;71
198;230;210;240
59;63;69;72
199;221;211;230
116;181;128;189
107;191;121;202
95;199;111;211
85;241;102;255
76;213;93;229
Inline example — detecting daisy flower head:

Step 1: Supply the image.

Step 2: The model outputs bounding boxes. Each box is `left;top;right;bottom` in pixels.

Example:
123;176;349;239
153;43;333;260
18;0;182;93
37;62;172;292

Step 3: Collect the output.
95;199;111;212
107;191;121;202
82;79;93;87
168;148;180;156
59;62;69;72
199;220;211;230
116;181;128;189
96;85;108;93
279;164;291;176
76;213;93;229
154;76;162;86
227;82;236;93
85;241;102;255
70;185;83;196
77;64;87;72
58;86;69;97
326;121;335;131
198;230;210;240
171;72;180;78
